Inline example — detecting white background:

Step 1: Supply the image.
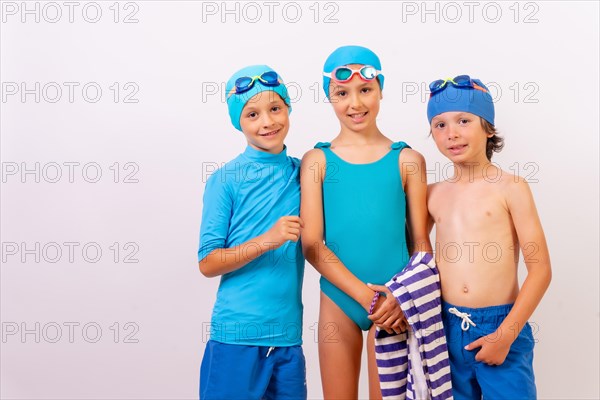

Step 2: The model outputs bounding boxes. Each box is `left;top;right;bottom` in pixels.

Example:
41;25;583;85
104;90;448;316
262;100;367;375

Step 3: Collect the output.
1;1;599;399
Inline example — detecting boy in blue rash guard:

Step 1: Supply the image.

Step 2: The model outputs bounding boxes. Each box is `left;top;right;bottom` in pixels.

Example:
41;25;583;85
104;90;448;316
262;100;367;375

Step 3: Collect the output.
198;65;306;400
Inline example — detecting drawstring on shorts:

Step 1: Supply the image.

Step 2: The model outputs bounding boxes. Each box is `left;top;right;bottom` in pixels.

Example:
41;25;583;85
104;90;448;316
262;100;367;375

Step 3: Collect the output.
448;307;477;331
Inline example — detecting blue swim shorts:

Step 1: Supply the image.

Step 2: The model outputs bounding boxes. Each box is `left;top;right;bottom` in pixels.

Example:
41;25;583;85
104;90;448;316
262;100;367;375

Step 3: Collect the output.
442;301;536;400
200;340;307;400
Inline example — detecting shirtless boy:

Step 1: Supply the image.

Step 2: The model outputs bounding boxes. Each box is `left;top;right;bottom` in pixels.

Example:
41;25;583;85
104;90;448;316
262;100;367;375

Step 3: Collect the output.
426;75;552;399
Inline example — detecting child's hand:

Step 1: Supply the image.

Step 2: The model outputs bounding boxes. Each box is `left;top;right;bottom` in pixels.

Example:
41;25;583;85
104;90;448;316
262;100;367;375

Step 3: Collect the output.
465;329;513;365
377;314;409;334
366;283;406;334
263;216;304;248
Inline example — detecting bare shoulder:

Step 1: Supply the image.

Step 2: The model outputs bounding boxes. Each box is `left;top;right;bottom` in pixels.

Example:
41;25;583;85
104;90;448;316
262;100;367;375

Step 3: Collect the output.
301;148;325;164
503;172;535;204
505;173;531;189
300;148;326;172
399;147;425;164
427;180;449;196
427;181;440;195
491;168;532;193
426;181;451;215
300;148;327;183
426;183;446;224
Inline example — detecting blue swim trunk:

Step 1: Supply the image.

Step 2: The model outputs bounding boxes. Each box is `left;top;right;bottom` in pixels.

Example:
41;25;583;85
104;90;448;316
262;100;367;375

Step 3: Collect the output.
200;340;307;400
441;301;536;400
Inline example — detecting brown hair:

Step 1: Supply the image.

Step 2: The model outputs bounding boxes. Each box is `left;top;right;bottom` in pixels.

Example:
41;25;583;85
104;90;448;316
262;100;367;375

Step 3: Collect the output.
480;118;504;160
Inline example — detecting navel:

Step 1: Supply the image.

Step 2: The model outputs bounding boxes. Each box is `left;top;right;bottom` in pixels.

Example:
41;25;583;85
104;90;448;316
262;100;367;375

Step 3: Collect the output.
462;284;469;293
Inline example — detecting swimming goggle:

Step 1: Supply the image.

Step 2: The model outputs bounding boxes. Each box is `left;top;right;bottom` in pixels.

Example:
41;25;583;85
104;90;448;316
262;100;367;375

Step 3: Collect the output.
323;65;381;83
228;71;281;98
429;75;488;96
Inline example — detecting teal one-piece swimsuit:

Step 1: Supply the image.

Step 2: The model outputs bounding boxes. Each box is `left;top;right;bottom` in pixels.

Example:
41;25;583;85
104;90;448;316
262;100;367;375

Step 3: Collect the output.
315;141;411;331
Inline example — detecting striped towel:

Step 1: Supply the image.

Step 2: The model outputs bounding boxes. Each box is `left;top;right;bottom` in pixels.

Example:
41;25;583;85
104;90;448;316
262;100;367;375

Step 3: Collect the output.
375;252;453;400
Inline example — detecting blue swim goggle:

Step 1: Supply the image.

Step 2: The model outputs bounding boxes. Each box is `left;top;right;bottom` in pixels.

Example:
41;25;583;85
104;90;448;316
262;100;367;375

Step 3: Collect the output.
429;75;488;96
228;71;281;98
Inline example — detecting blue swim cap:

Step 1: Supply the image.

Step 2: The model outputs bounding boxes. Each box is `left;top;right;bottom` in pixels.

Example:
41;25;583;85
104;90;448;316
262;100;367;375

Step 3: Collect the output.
225;65;292;132
322;45;385;99
427;78;495;125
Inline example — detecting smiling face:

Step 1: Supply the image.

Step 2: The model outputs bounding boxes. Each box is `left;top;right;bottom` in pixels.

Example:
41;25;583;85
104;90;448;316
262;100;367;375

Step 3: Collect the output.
239;91;289;154
430;111;494;164
328;64;382;133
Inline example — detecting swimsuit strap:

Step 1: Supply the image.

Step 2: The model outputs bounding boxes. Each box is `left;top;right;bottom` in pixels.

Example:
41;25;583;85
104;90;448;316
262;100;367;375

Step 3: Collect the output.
314;141;411;168
390;141;411;152
314;141;331;149
314;141;411;151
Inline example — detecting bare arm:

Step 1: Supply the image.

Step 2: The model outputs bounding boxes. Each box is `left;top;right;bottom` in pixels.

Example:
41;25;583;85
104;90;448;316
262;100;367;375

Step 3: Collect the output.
426;183;437;235
401;149;433;254
466;177;552;364
497;177;551;337
300;149;376;309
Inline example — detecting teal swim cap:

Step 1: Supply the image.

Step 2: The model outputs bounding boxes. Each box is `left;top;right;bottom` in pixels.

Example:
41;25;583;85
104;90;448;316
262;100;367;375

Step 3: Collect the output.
427;77;495;125
225;65;292;132
322;45;385;99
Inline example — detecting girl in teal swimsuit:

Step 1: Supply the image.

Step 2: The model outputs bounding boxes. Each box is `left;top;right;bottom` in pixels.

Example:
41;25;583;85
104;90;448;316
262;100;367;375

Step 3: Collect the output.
300;46;432;398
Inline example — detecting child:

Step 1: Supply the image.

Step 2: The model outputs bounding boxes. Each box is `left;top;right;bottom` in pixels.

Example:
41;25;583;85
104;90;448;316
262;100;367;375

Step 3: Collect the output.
426;75;552;399
300;45;432;398
198;65;306;400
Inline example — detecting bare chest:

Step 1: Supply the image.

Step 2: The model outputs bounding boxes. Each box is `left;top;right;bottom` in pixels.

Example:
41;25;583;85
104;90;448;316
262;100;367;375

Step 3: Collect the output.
429;182;512;237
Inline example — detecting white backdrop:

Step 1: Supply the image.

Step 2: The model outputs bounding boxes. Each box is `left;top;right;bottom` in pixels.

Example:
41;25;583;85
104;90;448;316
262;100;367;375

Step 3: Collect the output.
1;1;599;399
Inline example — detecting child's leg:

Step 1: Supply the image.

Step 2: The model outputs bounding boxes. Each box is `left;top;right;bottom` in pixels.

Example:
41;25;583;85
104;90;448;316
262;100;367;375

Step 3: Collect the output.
319;291;363;399
367;325;383;400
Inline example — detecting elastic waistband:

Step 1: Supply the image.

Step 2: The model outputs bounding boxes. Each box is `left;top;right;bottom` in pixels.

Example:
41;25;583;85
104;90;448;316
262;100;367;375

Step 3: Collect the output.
207;340;302;350
442;301;513;320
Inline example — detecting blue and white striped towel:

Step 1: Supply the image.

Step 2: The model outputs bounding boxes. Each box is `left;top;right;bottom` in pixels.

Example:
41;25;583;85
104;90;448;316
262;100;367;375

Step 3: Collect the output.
375;252;453;400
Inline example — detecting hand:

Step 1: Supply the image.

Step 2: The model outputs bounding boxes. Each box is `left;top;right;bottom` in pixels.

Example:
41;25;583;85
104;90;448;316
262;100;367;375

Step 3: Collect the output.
263;216;304;248
367;283;406;334
465;329;513;366
379;313;409;335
